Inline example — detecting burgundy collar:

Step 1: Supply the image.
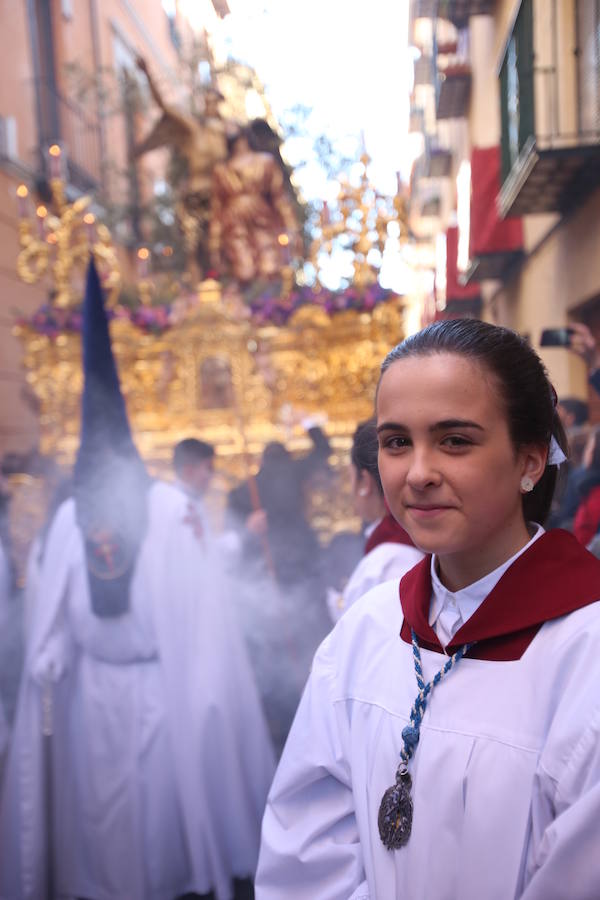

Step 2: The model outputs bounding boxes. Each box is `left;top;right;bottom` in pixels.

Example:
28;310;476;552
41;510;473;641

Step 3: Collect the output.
399;529;600;661
365;513;415;555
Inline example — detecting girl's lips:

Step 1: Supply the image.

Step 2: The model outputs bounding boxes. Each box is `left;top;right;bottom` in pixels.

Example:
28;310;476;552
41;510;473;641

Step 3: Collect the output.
407;505;453;518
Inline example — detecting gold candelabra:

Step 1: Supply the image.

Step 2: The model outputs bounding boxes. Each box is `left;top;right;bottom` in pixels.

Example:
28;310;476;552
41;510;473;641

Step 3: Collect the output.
15;144;121;308
309;149;409;289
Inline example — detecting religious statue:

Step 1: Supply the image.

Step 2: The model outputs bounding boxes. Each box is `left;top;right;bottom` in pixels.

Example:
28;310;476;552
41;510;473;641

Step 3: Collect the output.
133;56;231;282
209;125;301;284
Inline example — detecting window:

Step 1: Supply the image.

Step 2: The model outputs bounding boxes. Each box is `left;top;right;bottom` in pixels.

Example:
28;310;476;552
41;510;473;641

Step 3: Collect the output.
162;0;181;51
576;0;600;137
499;0;534;181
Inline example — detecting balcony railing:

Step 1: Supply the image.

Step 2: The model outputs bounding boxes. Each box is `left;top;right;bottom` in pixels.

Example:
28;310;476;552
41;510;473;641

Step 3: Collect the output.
408;175;442;240
414;55;435;86
439;0;495;28
426;145;452;177
435;26;471;119
413;138;452;182
36;79;103;193
436;57;471;118
409;105;426;133
412;0;438;17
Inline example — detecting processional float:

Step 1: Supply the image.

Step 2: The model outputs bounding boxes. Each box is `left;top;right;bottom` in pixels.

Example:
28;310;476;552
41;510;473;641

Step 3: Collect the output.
9;137;410;577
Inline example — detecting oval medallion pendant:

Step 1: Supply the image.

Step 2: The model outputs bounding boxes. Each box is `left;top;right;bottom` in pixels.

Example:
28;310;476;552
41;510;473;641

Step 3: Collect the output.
378;768;413;850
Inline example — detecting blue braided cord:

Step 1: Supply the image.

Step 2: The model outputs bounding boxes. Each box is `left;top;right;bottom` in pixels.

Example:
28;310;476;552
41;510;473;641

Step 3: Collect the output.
399;629;473;766
412;638;425;691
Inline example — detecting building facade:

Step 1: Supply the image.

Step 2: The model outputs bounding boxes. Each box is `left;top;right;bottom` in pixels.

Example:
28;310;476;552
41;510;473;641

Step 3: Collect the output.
0;0;211;458
407;0;600;407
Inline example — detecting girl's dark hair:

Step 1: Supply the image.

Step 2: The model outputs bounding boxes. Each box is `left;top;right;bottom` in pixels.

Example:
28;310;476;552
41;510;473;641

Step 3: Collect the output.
351;419;383;495
379;318;568;524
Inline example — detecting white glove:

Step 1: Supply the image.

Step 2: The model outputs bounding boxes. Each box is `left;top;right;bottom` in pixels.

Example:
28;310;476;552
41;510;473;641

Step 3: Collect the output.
302;412;329;430
31;634;70;685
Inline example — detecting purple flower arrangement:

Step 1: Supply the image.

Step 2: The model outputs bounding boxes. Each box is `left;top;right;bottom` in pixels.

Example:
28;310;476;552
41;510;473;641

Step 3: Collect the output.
249;282;395;325
16;304;84;339
16;301;176;338
16;282;397;337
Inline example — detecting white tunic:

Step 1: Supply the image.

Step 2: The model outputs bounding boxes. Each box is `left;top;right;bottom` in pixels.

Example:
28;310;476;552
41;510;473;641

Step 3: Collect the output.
0;539;10;628
0;481;275;900
328;541;424;623
256;578;600;899
0;539;10;761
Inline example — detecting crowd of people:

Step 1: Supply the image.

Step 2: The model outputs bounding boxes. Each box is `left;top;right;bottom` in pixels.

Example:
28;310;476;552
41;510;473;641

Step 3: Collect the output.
2;264;600;898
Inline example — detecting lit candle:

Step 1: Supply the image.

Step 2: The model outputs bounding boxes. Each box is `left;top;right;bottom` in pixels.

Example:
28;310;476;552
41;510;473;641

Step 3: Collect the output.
136;246;150;278
36;204;47;238
277;232;291;264
16;184;29;218
83;212;96;244
48;144;64;180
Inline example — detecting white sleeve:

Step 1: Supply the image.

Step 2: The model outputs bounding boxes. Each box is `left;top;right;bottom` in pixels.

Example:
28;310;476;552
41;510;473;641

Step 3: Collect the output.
30;599;72;684
378;545;424;582
27;502;75;684
255;647;368;900
341;545;423;619
521;706;600;899
0;539;10;624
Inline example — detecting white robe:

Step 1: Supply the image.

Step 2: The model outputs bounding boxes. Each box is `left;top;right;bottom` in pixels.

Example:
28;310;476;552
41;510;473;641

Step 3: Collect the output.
22;535;42;645
0;540;10;627
0;540;10;762
256;578;600;899
327;542;424;623
0;481;275;900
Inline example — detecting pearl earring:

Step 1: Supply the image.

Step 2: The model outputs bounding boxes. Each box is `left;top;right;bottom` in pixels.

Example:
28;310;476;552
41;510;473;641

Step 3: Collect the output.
358;487;368;497
520;476;534;493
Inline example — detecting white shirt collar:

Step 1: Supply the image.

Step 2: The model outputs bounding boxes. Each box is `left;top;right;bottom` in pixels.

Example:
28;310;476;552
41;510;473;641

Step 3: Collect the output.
428;523;545;648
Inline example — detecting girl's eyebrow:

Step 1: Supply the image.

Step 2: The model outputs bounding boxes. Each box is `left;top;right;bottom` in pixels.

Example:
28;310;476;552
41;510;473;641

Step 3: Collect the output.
432;419;485;432
377;419;485;433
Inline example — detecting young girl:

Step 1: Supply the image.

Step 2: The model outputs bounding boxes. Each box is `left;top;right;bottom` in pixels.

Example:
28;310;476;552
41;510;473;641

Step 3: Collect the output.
255;318;600;900
327;419;424;623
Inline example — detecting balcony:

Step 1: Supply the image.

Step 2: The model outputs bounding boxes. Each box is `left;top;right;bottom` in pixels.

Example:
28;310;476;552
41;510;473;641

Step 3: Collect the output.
409;179;442;240
409;105;425;133
422;195;441;216
466;248;522;282
36;79;103;193
424;143;452;178
414;55;434;87
439;0;495;28
498;0;600;217
437;61;471;119
412;145;452;182
463;146;523;283
436;26;471;119
443;225;482;317
412;0;438;16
